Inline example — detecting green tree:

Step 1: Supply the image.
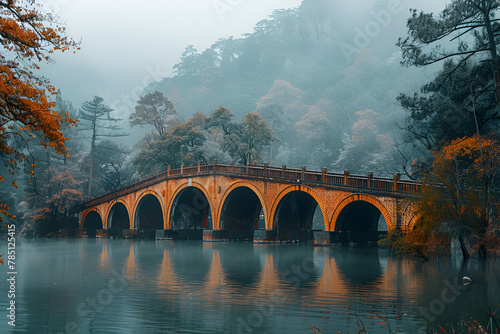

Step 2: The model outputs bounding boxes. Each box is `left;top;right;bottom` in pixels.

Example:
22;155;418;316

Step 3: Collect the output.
397;0;500;115
129;91;176;137
133;121;205;176
173;45;201;78
80;139;132;194
205;106;237;141
335;109;394;175
257;103;284;164
398;62;499;154
223;113;272;165
79;96;127;196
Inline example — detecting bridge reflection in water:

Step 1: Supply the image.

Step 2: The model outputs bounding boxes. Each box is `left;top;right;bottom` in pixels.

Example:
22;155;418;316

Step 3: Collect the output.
75;164;422;244
55;239;498;333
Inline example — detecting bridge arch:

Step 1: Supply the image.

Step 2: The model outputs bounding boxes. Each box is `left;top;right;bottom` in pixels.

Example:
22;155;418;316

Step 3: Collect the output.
217;181;268;231
106;200;131;230
329;194;394;233
266;185;328;236
166;182;214;230
401;201;419;232
81;209;103;237
132;190;165;230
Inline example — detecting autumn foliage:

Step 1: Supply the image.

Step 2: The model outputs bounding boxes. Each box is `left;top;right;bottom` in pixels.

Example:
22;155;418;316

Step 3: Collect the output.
405;133;500;258
23;168;82;235
0;0;78;221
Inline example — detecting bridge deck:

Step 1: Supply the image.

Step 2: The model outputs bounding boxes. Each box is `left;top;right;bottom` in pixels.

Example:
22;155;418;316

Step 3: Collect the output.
73;164;421;213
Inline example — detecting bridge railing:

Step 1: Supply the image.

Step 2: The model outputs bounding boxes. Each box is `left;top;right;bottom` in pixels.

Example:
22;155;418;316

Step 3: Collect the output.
371;178;394;191
213;164;422;193
73;163;423;212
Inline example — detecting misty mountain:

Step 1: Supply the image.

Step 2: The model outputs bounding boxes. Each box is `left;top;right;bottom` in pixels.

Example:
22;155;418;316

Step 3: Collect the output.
143;0;428;174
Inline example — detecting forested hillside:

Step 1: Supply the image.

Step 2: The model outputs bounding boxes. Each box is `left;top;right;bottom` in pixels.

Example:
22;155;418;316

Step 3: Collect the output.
145;0;427;174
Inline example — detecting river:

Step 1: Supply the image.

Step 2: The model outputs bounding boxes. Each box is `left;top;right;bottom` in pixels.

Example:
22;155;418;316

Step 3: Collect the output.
0;239;498;333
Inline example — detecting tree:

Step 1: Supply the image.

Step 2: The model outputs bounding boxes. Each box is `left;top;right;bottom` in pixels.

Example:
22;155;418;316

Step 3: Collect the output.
133;107;271;174
223;113;272;165
23;168;82;236
398;61;499;155
409;134;500;259
335;109;394;175
173;45;201;78
397;2;500;178
256;80;306;117
257;103;284;164
79;96;127;196
397;0;500;116
23;91;82;212
133;121;205;176
80;139;132;194
205;106;236;141
0;0;78;221
129;91;176;137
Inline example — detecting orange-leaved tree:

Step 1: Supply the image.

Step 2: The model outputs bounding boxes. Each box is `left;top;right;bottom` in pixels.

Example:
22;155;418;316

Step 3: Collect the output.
0;0;78;221
411;134;500;259
23;168;82;235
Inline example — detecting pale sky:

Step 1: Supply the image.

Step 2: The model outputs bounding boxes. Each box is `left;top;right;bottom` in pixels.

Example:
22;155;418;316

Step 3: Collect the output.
39;0;303;110
38;0;447;114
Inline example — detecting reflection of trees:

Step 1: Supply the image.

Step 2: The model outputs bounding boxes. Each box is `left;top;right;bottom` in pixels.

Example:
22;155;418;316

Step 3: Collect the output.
15;239;500;333
170;242;212;283
273;245;320;289
332;247;383;285
220;243;263;286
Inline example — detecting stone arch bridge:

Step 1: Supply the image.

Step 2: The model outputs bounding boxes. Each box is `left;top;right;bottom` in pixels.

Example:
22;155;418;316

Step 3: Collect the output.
73;164;422;244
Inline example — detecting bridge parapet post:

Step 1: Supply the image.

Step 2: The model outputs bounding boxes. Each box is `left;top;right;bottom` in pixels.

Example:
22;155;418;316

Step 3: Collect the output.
246;163;249;174
198;162;201;173
322;167;327;183
181;164;184;175
167;165;170;177
344;170;350;185
282;165;286;178
301;166;306;180
213;160;217;172
368;172;373;188
264;163;268;177
394;173;401;191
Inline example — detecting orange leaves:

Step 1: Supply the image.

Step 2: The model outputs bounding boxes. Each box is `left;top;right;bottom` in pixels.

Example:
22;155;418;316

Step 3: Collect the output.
0;203;15;222
435;133;500;179
1;0;79;219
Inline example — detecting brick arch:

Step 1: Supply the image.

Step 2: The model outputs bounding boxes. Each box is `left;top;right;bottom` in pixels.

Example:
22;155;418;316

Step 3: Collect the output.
329;194;394;232
216;181;268;231
401;201;419;232
81;208;103;230
269;185;326;230
132;189;165;229
165;182;215;230
105;199;132;230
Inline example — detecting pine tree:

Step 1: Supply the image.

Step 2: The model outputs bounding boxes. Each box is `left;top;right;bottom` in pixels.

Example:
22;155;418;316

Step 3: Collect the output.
79;96;127;196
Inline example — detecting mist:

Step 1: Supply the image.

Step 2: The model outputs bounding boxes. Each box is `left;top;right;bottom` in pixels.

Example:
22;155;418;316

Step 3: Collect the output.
41;0;444;110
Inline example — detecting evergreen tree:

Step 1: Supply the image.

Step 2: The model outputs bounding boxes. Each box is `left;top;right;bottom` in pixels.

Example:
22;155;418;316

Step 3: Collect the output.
79;96;128;196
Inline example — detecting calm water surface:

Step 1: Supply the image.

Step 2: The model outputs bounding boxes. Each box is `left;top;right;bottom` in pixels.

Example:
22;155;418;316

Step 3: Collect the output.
0;239;498;333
